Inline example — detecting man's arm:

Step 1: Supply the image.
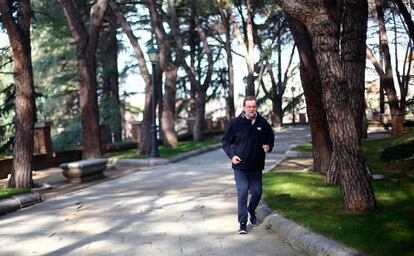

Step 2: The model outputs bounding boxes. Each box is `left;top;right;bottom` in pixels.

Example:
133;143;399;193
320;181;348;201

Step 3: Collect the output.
222;122;236;159
265;121;275;153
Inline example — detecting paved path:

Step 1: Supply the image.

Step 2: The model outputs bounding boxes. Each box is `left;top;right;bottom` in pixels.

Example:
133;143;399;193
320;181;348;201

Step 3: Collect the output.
0;125;311;256
264;125;311;172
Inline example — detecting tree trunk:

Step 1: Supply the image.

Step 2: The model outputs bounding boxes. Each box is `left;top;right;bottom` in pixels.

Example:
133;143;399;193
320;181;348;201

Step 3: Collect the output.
341;0;368;141
288;16;332;174
101;8;122;142
380;83;385;114
260;30;295;129
157;70;163;141
261;60;283;128
276;0;376;212
140;82;152;155
395;0;414;43
176;1;213;142
307;12;375;212
193;91;206;142
225;0;255;96
77;57;101;159
59;0;108;159
162;68;178;147
189;5;198;119
0;0;35;188
271;102;283;128
109;0;152;154
244;0;254;96
146;0;178;148
246;72;255;96
394;31;413;118
219;8;235;121
375;0;403;133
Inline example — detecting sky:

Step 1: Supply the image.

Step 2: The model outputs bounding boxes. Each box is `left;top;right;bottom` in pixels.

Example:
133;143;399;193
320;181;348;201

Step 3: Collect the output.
0;32;7;47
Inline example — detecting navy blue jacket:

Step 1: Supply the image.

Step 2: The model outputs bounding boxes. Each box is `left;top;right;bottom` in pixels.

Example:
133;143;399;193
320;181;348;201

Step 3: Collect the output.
222;112;275;171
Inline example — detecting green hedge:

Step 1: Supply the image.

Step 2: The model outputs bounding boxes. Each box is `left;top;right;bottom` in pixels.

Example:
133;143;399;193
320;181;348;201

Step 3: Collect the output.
380;141;414;162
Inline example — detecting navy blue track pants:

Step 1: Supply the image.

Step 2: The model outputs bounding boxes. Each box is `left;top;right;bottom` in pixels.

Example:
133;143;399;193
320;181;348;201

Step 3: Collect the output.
233;168;262;224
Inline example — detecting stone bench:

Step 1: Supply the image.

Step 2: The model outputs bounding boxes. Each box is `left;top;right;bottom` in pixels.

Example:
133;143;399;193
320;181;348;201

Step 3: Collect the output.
60;159;108;183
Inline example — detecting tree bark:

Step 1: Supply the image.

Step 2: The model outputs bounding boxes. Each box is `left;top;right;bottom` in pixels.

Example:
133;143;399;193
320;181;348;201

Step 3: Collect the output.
194;91;206;141
394;0;414;43
219;8;235;121
341;0;368;141
224;0;255;96
169;0;213;142
100;7;122;142
309;14;375;212
288;16;332;174
0;0;35;188
261;59;284;127
276;0;376;212
244;0;254;96
375;0;403;133
271;102;283;127
147;0;178;148
394;28;413;116
162;68;178;147
59;0;108;159
109;0;153;154
255;15;289;128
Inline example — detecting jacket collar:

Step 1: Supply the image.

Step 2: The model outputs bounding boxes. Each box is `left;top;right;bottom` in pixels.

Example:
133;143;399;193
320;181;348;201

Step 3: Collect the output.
241;111;259;124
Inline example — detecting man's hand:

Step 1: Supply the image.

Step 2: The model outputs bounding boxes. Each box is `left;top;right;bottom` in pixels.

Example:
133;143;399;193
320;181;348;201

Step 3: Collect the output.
263;144;270;153
232;155;242;164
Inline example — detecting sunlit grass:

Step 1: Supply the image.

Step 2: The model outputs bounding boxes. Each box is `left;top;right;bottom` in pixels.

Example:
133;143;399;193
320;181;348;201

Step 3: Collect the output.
108;138;219;159
0;188;31;200
362;130;414;176
291;131;414;177
264;129;414;255
263;172;414;256
291;142;312;152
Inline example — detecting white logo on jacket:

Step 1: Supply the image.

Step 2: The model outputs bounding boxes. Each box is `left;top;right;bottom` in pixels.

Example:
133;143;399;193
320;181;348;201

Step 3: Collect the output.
257;127;262;131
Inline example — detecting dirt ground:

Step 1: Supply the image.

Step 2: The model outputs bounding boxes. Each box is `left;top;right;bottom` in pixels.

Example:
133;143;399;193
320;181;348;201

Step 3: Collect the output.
271;157;314;172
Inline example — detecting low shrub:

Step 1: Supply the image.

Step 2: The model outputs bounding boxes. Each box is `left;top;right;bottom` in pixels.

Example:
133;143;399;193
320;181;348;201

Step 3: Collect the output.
380;141;414;162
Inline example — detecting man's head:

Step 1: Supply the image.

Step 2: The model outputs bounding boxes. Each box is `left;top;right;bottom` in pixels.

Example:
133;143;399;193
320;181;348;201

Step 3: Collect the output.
243;96;257;120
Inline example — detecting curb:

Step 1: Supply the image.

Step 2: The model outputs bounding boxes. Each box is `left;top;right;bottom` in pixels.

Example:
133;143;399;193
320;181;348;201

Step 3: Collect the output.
108;158;170;169
285;150;313;158
169;143;222;163
256;202;366;256
0;192;42;216
108;143;222;168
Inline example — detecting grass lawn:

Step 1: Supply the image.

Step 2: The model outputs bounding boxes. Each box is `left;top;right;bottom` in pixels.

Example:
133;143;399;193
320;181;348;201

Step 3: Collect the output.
362;130;414;178
263;130;414;256
0;188;31;200
291;142;313;152
106;138;220;159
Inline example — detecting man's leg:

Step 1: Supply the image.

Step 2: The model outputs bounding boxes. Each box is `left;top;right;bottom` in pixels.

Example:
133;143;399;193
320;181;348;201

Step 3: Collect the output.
247;170;262;224
234;168;249;225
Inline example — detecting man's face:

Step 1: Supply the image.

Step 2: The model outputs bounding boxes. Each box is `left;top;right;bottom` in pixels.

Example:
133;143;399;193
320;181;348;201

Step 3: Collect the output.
243;100;257;119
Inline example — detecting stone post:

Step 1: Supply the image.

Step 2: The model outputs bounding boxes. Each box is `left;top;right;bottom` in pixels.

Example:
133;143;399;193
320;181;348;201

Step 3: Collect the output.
130;121;143;144
186;117;195;133
391;114;404;134
205;118;213;131
299;113;307;124
34;121;53;157
372;112;381;122
100;124;107;153
217;117;227;130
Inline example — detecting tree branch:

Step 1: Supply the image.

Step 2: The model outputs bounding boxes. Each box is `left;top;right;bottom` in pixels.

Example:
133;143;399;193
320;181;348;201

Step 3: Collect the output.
109;0;151;87
366;47;385;78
